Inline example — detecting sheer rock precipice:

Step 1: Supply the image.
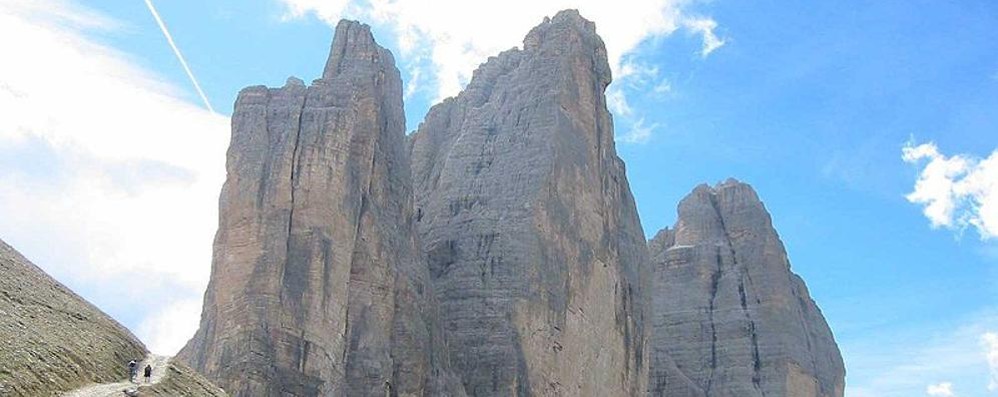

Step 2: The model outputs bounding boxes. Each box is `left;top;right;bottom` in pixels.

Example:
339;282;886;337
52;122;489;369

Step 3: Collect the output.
177;20;465;397
409;10;650;396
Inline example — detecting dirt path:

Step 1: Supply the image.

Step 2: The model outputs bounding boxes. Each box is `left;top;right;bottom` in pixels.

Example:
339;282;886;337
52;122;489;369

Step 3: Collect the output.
62;355;170;397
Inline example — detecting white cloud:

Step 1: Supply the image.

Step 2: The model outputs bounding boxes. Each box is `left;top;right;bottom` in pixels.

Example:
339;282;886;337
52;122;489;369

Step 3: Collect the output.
926;382;955;397
619;118;658;144
279;0;724;102
903;141;998;240
653;79;673;96
137;298;204;355
682;16;725;57
0;0;228;354
983;332;998;391
606;87;633;116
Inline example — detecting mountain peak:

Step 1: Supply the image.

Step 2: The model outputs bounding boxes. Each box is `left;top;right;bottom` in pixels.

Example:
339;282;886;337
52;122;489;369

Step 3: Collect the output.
322;19;393;80
521;10;610;84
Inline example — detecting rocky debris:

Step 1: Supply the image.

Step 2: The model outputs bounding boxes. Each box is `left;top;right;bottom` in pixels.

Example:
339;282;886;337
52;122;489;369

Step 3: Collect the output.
647;180;845;397
177;19;464;396
0;238;146;396
409;10;649;396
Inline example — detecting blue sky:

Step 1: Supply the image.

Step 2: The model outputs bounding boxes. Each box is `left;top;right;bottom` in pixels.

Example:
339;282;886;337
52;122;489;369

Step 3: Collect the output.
1;1;997;395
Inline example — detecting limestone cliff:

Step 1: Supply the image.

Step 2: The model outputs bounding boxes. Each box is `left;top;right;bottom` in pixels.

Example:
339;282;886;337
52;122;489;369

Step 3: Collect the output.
647;180;844;397
409;10;649;396
178;20;464;396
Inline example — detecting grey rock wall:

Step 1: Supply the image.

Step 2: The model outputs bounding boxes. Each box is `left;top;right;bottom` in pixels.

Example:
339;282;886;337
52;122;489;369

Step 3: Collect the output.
178;20;464;397
409;10;649;397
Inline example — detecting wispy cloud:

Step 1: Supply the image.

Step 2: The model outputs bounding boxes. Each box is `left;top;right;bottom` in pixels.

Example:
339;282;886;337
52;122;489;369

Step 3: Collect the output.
843;310;998;396
926;382;956;397
902;141;998;240
983;332;998;391
143;0;214;113
619;118;658;144
0;0;228;355
682;16;726;57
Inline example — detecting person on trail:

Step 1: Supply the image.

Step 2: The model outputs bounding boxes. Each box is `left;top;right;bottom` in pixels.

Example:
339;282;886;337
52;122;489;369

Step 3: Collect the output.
128;360;137;382
144;364;153;383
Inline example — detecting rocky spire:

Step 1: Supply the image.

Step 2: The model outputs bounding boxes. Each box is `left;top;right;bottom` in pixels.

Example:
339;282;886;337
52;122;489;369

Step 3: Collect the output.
409;10;649;396
648;179;845;397
177;20;464;396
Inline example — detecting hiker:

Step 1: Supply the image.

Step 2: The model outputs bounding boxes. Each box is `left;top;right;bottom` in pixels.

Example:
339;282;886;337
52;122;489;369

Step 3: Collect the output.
128;360;137;382
144;364;153;383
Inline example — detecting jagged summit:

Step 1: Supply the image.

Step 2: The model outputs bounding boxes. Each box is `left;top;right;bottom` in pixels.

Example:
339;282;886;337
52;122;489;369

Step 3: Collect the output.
648;181;845;397
522;10;611;82
523;9;600;48
167;9;844;397
322;19;394;80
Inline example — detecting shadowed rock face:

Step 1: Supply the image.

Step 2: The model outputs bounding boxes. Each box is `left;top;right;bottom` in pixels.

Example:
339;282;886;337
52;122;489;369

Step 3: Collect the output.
409;10;649;396
177;20;464;397
648;180;845;397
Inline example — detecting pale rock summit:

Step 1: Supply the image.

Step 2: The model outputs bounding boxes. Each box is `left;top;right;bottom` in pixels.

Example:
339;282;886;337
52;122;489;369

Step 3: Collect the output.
647;179;845;397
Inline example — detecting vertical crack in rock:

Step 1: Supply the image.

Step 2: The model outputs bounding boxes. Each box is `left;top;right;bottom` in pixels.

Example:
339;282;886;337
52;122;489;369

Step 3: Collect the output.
648;179;844;397
282;92;306;303
705;246;722;395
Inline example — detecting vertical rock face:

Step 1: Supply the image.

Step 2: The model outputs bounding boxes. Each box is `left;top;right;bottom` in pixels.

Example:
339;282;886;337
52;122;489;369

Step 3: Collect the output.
647;180;844;397
178;20;463;397
409;10;649;396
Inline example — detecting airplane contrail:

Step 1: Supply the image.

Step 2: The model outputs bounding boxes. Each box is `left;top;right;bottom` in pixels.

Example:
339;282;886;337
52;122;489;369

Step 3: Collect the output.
143;0;215;113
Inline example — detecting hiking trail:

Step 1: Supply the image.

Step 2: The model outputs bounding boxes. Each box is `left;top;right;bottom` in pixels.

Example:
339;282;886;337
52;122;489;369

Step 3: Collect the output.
62;355;169;397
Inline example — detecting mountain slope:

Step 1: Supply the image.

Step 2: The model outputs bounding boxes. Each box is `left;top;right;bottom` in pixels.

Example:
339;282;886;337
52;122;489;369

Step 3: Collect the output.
0;238;146;396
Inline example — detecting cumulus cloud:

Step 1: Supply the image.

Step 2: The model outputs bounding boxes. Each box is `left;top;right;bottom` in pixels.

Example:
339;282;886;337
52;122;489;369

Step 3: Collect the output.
926;382;955;397
984;332;998;391
902;141;998;240
279;0;724;108
0;0;227;354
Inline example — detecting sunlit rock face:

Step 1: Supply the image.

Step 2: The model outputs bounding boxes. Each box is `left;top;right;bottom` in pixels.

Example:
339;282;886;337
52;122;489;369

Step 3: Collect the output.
409;10;650;396
177;20;464;397
647;180;845;397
